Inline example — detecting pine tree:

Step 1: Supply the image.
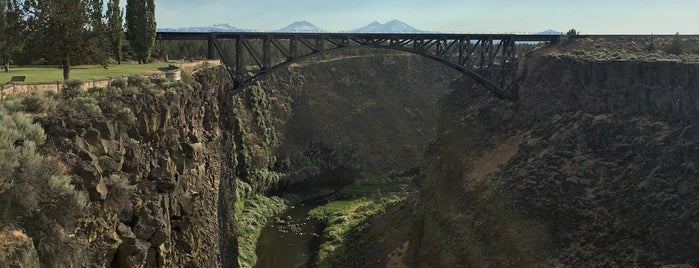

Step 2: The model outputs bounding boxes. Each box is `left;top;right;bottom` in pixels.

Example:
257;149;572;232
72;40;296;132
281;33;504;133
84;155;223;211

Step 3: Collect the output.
106;0;124;64
126;0;156;64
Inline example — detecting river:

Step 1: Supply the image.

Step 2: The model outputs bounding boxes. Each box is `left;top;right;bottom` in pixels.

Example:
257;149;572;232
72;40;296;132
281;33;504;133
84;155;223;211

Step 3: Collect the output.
255;202;324;268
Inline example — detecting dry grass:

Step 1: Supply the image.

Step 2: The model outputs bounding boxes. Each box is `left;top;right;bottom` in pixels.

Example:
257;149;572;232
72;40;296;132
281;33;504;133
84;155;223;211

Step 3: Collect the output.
45;155;72;175
0;228;30;253
547;36;699;62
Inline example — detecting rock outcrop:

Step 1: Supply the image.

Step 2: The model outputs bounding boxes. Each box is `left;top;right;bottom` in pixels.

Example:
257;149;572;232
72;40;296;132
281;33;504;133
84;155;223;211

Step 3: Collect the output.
37;74;233;267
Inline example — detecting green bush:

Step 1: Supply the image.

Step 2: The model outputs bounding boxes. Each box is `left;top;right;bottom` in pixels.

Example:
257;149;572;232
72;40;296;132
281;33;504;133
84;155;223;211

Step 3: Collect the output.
109;77;127;90
194;67;216;86
20;93;57;113
62;80;84;99
0;106;88;266
151;76;169;88
104;174;135;214
113;106;136;125
127;75;151;91
180;70;195;85
2;98;24;113
61;96;102;118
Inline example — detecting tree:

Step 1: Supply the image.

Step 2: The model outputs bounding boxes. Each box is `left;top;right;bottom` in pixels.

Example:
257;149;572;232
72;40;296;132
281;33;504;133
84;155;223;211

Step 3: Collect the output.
85;0;109;67
106;0;124;64
126;0;156;64
0;0;25;72
23;0;97;80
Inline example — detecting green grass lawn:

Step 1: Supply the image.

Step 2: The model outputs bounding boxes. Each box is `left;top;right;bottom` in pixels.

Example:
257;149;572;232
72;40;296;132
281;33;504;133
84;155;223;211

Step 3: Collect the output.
0;63;170;83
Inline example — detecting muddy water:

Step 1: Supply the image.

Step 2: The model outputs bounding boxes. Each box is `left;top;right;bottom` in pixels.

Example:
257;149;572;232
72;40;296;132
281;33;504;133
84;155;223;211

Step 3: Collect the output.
255;202;324;268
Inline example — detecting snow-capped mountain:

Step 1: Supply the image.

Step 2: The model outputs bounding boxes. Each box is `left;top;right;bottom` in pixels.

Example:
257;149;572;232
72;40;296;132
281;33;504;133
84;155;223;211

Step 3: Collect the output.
157;20;427;33
275;21;325;33
158;23;251;32
536;29;564;35
351;20;426;33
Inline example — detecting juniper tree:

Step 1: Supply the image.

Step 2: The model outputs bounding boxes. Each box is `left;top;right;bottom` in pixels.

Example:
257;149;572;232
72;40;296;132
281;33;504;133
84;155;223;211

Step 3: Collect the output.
23;0;106;80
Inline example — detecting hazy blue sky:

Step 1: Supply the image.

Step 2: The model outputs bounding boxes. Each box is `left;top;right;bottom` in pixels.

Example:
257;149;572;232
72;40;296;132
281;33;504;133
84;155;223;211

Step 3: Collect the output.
148;0;699;34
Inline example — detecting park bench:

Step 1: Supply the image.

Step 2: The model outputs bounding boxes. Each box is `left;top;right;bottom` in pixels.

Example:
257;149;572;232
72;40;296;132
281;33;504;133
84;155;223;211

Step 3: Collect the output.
9;76;25;83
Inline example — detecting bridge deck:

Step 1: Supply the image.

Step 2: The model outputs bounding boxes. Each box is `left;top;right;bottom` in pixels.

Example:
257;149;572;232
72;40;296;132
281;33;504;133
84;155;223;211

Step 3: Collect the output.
157;32;560;100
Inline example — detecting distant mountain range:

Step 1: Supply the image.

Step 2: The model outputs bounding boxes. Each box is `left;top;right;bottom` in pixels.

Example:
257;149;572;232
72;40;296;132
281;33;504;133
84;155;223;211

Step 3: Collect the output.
536;29;564;35
157;19;427;33
275;20;325;33
157;20;562;35
158;23;252;33
352;20;427;33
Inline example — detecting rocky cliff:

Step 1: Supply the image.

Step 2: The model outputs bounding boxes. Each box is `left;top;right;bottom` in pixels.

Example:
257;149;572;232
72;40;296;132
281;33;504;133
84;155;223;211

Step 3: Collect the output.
20;73;237;267
1;51;460;267
413;37;699;267
257;51;459;183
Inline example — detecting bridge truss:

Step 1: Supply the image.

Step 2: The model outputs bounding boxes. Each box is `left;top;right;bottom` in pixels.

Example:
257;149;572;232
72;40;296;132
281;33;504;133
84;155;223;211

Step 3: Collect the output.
157;32;559;100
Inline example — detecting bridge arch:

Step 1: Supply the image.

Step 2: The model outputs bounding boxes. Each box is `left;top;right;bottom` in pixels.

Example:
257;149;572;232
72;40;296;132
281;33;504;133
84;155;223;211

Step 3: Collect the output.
157;32;560;101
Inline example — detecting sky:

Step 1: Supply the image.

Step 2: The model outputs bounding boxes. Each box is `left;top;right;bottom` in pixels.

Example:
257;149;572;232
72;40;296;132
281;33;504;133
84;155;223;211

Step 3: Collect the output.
145;0;699;34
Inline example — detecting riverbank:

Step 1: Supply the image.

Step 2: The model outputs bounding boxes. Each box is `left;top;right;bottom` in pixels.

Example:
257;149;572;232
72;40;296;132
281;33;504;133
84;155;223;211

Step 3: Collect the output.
249;176;416;268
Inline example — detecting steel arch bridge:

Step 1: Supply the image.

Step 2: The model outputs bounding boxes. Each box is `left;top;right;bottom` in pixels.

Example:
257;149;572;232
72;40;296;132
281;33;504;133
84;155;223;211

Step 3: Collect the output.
157;32;559;100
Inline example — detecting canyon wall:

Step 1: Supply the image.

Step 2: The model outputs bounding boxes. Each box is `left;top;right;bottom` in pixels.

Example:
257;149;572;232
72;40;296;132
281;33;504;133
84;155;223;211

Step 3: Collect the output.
413;41;699;267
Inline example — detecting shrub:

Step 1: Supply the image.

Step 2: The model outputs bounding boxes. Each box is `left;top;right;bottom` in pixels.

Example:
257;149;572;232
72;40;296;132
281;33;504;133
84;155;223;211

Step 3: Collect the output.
113;106;136;125
2;98;24;113
86;86;104;96
61;96;102;118
180;70;195;85
195;67;216;86
127;75;151;91
109;77;127;90
0;107;89;266
62;80;83;99
151;76;169;88
20;93;57;113
646;37;657;52
104;174;135;215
